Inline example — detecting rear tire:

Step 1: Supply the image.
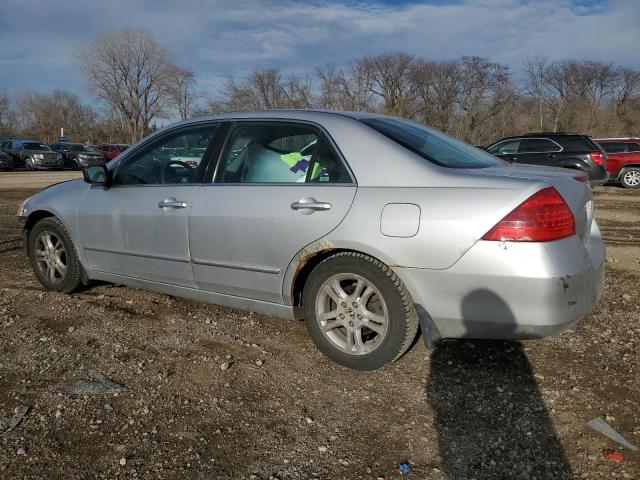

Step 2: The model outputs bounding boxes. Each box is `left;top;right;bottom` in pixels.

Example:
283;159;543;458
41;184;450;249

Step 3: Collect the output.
29;217;83;293
302;252;419;370
620;168;640;189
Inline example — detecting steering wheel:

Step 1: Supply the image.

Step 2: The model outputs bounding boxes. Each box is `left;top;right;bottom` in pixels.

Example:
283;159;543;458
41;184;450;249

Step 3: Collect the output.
161;159;194;184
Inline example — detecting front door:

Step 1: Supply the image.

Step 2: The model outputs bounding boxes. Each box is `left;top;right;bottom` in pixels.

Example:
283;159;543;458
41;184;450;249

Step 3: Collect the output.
189;121;357;303
77;123;220;287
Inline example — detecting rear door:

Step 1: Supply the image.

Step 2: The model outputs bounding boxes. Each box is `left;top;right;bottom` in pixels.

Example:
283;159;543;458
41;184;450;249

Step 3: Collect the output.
516;138;563;166
599;141;629;176
189;120;357;303
77;122;221;287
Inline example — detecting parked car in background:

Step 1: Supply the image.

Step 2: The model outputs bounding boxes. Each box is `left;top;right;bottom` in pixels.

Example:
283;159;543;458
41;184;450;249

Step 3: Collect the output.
594;138;640;189
50;143;106;170
95;143;129;160
17;111;605;370
5;140;63;170
485;133;608;185
0;150;13;171
1;140;14;153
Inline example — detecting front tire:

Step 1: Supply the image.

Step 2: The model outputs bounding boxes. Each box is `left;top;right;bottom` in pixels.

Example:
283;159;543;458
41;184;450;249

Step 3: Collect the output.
302;252;419;370
25;157;34;170
29;217;83;293
620;168;640;189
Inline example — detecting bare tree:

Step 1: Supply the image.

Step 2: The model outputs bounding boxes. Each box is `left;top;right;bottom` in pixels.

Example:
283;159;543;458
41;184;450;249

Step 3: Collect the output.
455;56;514;143
164;66;198;120
79;28;174;143
16;90;96;143
0;89;17;139
360;52;417;117
317;61;375;111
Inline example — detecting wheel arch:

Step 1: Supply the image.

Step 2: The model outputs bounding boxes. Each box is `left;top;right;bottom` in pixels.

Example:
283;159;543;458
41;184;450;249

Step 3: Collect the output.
285;240;399;310
23;210;60;255
618;164;640;179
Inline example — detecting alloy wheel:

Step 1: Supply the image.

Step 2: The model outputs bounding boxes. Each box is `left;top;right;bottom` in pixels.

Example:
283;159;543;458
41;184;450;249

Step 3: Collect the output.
622;169;640;187
315;273;389;355
33;231;68;284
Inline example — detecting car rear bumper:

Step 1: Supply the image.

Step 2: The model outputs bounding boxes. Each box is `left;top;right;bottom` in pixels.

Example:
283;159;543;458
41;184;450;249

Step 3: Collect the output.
394;220;605;340
588;166;609;186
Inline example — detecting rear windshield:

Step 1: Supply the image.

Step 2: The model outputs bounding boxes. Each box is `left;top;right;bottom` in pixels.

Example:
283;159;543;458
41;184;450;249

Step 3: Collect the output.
360;117;504;169
557;136;597;151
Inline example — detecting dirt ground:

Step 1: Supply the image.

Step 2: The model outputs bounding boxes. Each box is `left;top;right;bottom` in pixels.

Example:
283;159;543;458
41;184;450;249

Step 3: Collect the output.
0;172;638;480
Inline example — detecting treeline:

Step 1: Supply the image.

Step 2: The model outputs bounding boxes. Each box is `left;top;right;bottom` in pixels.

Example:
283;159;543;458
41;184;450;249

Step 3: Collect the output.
1;28;639;146
201;54;640;144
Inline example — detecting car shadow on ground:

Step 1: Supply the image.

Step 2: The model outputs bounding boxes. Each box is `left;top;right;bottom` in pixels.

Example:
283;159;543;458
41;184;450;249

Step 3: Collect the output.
426;289;573;479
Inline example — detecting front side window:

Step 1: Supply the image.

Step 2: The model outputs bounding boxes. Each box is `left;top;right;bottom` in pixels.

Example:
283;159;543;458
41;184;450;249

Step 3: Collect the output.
361;117;504;168
216;122;351;184
114;124;217;185
518;138;561;153
488;139;521;155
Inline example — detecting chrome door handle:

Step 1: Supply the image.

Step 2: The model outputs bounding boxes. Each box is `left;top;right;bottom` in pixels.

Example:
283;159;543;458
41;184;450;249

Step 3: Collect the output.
291;197;332;214
158;197;188;209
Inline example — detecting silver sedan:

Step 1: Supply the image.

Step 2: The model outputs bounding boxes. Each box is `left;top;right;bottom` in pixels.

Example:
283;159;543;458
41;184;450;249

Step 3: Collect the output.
17;111;605;370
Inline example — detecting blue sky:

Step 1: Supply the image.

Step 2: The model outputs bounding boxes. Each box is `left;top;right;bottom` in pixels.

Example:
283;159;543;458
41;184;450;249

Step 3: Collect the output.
1;0;638;108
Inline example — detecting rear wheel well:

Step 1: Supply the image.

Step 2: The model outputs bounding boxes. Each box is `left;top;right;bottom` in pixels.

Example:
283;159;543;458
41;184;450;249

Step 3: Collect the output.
618;164;640;176
292;248;391;308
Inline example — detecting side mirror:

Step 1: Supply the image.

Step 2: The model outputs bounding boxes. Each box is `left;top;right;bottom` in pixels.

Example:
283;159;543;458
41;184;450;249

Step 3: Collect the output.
83;164;112;187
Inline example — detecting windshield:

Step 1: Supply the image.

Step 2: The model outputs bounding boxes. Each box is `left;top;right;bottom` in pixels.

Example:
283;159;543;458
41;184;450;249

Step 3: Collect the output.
360;117;505;169
23;143;51;151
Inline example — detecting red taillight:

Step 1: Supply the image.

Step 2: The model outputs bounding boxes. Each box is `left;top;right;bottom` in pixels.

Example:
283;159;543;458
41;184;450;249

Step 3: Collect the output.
482;187;575;242
587;151;604;166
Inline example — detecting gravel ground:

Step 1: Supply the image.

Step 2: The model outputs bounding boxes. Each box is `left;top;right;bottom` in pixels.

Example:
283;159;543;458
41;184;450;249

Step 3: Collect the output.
0;172;638;479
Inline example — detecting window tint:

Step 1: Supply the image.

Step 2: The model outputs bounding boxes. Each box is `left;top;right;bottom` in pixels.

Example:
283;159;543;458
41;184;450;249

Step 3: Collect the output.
628;142;640;152
556;136;594;151
361;117;504;168
599;142;627;153
114;124;217;185
216;123;351;184
518;138;561;153
488;139;521;155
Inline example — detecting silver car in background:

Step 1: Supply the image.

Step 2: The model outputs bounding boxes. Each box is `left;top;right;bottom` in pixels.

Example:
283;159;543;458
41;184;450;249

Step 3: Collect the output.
17;111;605;370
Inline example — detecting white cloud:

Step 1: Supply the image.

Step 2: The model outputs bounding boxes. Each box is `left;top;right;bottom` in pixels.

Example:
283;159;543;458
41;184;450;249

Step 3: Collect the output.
0;0;638;98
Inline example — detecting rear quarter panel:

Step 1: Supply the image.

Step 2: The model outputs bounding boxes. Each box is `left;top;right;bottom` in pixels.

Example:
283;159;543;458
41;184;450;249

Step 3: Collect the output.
322;180;544;270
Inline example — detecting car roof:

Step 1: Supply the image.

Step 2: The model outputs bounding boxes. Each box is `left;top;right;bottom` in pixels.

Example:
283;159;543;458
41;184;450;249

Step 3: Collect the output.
595;138;640;142
172;109;393;125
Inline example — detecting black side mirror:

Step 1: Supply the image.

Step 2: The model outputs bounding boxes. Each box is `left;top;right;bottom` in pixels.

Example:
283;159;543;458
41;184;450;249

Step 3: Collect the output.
83;164;112;187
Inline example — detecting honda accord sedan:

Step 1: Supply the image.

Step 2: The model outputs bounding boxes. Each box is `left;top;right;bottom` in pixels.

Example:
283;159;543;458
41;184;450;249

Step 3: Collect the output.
17;111;605;370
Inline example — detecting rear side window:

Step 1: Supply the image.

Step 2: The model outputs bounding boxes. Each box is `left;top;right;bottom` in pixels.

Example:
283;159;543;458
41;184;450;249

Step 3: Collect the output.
518;138;561;153
556;136;596;151
216;122;352;184
361;117;504;168
628;142;640;152
599;142;627;153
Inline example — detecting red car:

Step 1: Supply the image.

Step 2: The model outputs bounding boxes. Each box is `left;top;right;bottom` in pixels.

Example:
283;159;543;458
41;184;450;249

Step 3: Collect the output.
595;138;640;188
94;143;129;161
